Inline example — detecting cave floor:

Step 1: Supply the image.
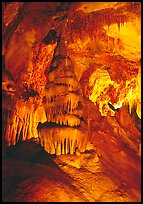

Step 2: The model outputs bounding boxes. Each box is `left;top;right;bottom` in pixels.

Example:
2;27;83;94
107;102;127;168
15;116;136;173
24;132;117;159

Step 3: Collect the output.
2;138;141;202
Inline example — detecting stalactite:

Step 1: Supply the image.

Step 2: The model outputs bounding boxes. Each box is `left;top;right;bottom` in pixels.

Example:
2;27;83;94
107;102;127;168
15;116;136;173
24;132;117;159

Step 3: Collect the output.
61;139;64;154
44;92;82;119
2;99;46;146
117;22;120;31
5;125;10;146
17;120;23;142
11;115;18;145
38;126;88;155
48;69;76;82
27;113;32;139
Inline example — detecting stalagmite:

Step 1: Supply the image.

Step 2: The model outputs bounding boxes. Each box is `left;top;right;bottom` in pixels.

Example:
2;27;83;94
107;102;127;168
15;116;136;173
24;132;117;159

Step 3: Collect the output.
39;38;89;155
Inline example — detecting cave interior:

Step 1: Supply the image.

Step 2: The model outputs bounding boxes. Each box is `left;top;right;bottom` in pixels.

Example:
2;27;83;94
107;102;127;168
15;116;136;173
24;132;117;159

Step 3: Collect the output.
2;2;141;202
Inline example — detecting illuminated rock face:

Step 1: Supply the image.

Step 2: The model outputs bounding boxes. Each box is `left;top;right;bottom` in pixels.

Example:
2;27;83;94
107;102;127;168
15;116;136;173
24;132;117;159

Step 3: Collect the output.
2;39;56;147
38;126;87;155
38;41;88;155
2;2;141;155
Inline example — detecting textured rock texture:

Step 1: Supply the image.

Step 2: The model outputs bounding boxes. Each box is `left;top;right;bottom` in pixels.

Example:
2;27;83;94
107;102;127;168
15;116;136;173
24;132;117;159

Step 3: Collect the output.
2;2;141;202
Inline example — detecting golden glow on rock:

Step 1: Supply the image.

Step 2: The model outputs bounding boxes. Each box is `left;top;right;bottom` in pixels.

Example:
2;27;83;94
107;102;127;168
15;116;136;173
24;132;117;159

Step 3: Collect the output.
39;127;88;155
104;18;141;61
89;67;141;117
89;68;115;116
23;29;37;48
77;2;126;13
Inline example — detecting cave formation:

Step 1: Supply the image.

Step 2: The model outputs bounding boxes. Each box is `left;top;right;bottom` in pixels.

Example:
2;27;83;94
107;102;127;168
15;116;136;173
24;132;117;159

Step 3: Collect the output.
2;2;141;202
